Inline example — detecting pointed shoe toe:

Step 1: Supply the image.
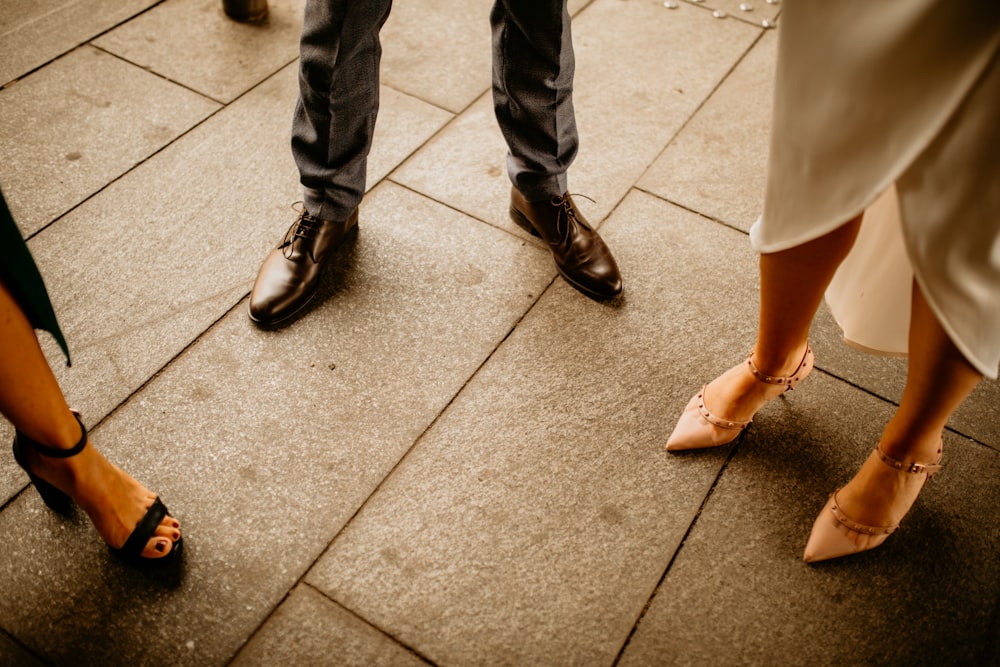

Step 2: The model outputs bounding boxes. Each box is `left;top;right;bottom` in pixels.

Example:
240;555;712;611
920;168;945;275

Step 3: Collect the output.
803;445;941;563
804;496;864;563
803;492;894;563
664;389;749;452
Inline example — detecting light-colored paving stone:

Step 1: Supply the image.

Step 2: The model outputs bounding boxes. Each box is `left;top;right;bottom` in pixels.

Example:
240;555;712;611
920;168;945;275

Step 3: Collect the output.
0;45;219;237
369;87;454;187
0;181;553;665
393;0;761;238
380;0;492;115
19;63;302;435
304;190;761;665
620;373;1000;666
638;29;774;230
0;70;450;509
0;0;156;86
232;585;429;666
0;446;22;509
94;0;305;103
380;0;591;116
12;62;449;446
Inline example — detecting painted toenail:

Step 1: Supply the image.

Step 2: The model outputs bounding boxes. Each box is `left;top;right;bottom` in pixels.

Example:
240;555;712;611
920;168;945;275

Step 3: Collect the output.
155;541;166;553
173;532;180;540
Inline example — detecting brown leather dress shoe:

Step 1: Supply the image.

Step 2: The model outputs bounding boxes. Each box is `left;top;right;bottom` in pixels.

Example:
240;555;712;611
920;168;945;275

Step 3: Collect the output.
509;188;623;300
248;206;358;327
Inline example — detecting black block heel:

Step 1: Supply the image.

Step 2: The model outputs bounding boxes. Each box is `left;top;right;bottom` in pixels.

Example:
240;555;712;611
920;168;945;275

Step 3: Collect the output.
12;411;87;514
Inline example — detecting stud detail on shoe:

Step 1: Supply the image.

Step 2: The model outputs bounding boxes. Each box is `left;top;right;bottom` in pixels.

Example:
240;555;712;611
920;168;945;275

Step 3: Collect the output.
747;346;812;388
802;443;942;563
664;345;814;452
696;389;751;431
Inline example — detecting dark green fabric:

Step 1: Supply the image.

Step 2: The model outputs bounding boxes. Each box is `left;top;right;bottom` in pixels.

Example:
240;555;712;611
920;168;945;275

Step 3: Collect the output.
0;187;71;365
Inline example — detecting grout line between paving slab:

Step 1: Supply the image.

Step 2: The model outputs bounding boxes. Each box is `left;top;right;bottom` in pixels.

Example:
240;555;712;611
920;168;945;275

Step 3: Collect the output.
227;277;560;664
611;442;740;666
316;582;436;666
633;184;758;237
0;624;50;667
1;0;170;90
19;51;294;243
87;43;262;106
632;28;767;193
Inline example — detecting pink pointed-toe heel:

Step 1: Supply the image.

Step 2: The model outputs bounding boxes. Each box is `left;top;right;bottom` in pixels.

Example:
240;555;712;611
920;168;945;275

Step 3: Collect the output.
665;346;814;452
803;444;942;563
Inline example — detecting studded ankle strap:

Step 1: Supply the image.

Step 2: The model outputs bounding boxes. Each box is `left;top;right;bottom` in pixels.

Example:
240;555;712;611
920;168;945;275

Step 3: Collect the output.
875;445;943;478
747;346;813;389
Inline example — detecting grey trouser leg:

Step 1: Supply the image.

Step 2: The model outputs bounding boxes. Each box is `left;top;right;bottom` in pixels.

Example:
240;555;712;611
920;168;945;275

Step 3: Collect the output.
491;0;578;202
292;0;393;222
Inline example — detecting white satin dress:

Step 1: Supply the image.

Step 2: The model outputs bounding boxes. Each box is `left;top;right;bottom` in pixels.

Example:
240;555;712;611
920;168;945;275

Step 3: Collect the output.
749;1;1000;379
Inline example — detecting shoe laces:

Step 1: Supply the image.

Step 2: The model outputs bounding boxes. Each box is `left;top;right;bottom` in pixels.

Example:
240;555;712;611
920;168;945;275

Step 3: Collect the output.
281;203;325;260
549;193;595;243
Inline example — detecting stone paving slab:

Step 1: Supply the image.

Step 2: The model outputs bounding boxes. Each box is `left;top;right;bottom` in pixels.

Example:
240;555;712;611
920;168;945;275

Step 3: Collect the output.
380;0;590;116
94;0;305;104
393;0;760;240
0;65;450;509
304;190;762;665
0;0;157;86
370;86;454;187
638;29;773;231
231;585;429;666
380;0;492;115
0;182;553;665
620;372;1000;666
0;45;219;237
11;59;449;454
810;306;1000;452
16;63;302;440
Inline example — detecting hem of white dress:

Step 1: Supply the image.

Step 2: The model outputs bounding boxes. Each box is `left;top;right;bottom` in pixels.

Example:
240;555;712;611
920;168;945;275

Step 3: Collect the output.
840;337;908;359
909;263;998;381
749;203;869;255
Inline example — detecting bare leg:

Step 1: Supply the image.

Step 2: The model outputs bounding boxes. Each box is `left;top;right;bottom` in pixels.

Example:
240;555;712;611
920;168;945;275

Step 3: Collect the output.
831;281;981;528
703;215;863;423
0;281;180;559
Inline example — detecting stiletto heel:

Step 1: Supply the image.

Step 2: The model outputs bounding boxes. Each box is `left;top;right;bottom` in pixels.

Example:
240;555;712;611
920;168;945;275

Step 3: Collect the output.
803;444;942;563
665;346;814;452
11;410;182;568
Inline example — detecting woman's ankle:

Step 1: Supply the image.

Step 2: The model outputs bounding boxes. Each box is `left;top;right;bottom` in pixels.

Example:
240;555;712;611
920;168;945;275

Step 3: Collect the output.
749;341;810;378
22;411;85;452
